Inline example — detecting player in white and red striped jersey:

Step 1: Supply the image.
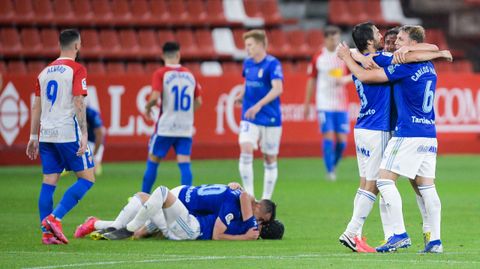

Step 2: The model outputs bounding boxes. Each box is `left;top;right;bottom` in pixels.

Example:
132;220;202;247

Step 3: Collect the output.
304;25;351;181
26;29;95;245
141;42;203;194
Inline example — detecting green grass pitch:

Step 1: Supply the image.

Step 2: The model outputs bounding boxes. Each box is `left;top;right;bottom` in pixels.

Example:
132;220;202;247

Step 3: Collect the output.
1;155;479;268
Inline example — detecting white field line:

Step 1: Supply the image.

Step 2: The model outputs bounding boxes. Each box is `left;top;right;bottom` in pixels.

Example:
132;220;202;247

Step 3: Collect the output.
17;254;480;269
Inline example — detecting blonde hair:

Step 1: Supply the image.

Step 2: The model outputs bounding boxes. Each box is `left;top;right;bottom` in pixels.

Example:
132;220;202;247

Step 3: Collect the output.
243;29;268;47
399;25;425;43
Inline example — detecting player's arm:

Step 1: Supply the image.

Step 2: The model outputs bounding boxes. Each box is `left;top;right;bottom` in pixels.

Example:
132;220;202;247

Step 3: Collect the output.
74;95;88;156
337;42;388;84
239;192;255;221
244;79;283;120
394;42;440;63
234;84;245;105
145;91;160;121
303;77;316;118
193;96;202;111
26;96;41;160
350;48;380;69
394;50;453;64
212;217;259;240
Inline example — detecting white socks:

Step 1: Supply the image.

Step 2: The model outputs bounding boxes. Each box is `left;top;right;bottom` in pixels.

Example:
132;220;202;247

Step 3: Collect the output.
111;195;143;229
262;162;278;200
415;194;431;234
126;186;168;232
239;153;254;196
377;179;406;235
379;195;394;240
345;189;375;238
418;184;441;241
353;189;362;237
94;220;114;230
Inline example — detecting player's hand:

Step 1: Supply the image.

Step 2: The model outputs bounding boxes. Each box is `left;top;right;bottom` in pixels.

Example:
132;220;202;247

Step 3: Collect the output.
360;53;380;70
244;227;260;240
228;182;243;191
394;46;409;63
441;50;453;62
26;139;39;160
77;134;88;156
244;104;262;120
133;226;150;239
144;106;153;121
303;103;311;119
336;42;351;60
234;94;243;106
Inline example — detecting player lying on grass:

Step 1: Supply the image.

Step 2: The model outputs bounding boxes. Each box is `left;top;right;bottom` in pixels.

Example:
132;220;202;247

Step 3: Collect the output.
75;183;284;240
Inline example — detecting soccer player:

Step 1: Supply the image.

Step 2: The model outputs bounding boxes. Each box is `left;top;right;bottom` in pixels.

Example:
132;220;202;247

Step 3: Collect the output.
235;30;284;199
26;29;95;245
338;25;452;253
86;106;105;176
384;27;399;53
304;26;351;181
339;22;451;252
141;42;202;193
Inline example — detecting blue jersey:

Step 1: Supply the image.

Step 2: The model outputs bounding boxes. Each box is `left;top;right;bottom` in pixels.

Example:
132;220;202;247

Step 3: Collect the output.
178;184;237;215
225;216;258;236
353;52;394;131
384;61;437;137
195;214;217;240
86;107;103;143
242;55;283;127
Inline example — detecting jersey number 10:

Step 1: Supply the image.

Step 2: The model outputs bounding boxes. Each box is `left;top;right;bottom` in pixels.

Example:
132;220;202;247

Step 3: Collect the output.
171;85;191;111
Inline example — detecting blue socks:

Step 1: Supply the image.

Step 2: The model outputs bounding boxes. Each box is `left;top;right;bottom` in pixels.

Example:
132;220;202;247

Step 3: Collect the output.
142;160;159;193
52;178;93;220
178;162;193;186
38;183;56;222
334;141;347;166
323;139;335;173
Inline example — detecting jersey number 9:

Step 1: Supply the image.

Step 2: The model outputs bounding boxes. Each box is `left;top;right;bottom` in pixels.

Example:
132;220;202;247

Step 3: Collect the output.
46;80;58;110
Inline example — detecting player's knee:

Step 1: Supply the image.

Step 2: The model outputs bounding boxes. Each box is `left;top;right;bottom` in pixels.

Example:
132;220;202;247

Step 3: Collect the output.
263;155;277;164
148;154;161;163
135;192;150;203
323;132;335;140
240;143;254;154
176;155;190;163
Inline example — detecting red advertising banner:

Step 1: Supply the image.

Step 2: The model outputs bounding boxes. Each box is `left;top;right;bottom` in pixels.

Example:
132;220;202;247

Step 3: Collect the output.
1;72;479;165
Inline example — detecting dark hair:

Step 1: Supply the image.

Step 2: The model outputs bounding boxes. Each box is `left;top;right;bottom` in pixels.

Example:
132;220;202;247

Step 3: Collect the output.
59;29;80;49
352;22;374;52
260;219;284;240
324;25;341;37
162;41;180;54
385;27;399;39
399;25;425;43
260;199;276;222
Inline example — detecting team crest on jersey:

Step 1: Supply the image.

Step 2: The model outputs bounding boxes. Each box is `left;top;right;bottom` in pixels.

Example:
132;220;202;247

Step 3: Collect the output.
82;78;87;90
387;64;399;74
258;68;264;78
225;213;234;225
382;52;393;57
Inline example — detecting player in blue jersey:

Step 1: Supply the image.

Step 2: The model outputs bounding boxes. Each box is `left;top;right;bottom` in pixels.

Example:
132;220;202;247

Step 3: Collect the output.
338;25;452;253
26;29;95;245
235;30;284;200
338;22;451;253
86;106;105;176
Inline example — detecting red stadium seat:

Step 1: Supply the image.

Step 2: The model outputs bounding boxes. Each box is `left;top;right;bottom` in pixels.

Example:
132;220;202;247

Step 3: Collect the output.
306;29;324;55
145;62;162;74
0;28;22;57
244;0;262;18
425;29;448;50
126;62;145;74
138;30;161;58
186;0;208;26
111;0;133;26
92;0;113;25
14;0;35;24
260;0;283;25
130;0;153;25
157;29;176;49
8;61;27;74
87;62;106;74
195;30;216;58
27;61;46;74
0;0;15;25
150;0;172;25
106;62;126;74
267;29;291;57
0;61;7;74
222;62;241;74
287;30;309;57
40;29;59;57
168;0;189;25
80;29;102;58
454;60;474;73
52;0;75;25
282;61;295;74
205;0;228;26
296;60;309;74
72;0;95;26
99;30;122;58
328;0;351;25
183;62;201;75
232;29;245;50
20;28;43;57
175;29;198;59
365;0;390;26
348;0;369;25
33;0;54;25
118;30;140;58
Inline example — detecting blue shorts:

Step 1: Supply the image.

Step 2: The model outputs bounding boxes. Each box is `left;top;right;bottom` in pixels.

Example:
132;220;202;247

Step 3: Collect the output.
148;135;192;158
318;111;350;134
40;142;95;174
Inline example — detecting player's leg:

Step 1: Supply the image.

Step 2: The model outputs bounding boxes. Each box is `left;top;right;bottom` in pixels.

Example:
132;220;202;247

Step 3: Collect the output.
238;121;260;197
174;137;193;186
409;179;431;246
142;135;171;193
109;193;146;229
333;111;350;168
318;111;336;180
126;187;168;234
260;126;282;200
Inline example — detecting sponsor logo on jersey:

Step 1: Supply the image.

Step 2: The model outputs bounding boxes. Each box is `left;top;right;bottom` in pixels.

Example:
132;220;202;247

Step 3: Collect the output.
356;146;371;157
258;68;264;78
82;78;87;90
387;64;400;74
417;145;437;153
225;213;234;225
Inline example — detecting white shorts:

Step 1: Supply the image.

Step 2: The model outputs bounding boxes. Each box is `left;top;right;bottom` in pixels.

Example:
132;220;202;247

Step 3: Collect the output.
87;141;104;163
165;199;201;241
238;121;282;155
354;129;391;181
380;137;437;179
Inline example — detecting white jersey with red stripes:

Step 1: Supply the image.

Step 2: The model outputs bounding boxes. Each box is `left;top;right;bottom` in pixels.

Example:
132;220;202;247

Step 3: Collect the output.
35;57;88;143
307;47;348;111
151;64;202;137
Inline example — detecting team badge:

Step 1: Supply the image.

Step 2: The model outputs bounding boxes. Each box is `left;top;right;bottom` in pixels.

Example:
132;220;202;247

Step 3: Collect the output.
82;78;87;90
258;68;263;78
225;213;234;225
